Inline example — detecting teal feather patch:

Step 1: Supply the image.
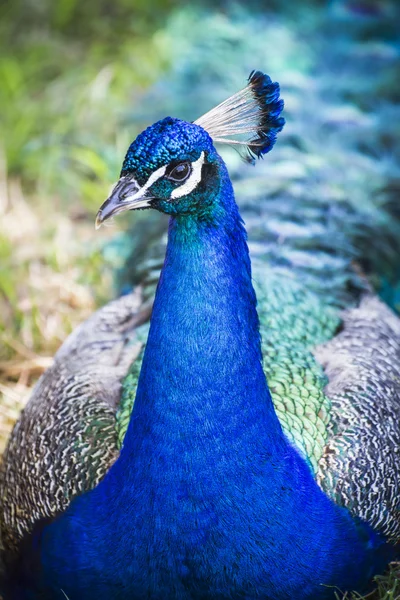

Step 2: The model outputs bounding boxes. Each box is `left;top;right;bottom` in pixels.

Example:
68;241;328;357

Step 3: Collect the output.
117;347;145;449
254;265;340;472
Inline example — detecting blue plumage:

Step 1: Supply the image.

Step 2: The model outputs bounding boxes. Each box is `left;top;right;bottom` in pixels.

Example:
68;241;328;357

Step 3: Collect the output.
121;117;214;181
2;70;400;598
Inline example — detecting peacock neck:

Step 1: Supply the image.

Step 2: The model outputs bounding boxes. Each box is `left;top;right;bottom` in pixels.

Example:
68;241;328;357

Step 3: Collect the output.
120;159;285;461
37;160;392;600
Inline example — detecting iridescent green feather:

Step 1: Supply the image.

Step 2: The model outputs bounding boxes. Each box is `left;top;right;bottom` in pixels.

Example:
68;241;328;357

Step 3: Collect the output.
116;326;148;449
255;266;340;472
117;349;144;449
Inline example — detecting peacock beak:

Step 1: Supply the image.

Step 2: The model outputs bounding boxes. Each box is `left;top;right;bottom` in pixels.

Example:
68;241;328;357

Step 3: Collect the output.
95;176;152;229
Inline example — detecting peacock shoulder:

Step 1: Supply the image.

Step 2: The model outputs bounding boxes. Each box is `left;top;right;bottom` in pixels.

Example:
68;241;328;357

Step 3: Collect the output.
316;295;400;543
0;290;148;555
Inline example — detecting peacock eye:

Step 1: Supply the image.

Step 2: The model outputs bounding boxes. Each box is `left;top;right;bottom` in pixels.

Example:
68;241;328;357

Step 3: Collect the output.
166;162;192;183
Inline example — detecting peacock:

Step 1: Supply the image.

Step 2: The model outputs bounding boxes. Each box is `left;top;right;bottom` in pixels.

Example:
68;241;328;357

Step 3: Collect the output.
1;1;400;597
0;60;400;597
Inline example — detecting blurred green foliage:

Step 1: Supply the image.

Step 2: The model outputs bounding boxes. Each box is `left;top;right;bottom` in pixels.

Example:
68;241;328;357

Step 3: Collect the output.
0;0;179;208
0;0;182;369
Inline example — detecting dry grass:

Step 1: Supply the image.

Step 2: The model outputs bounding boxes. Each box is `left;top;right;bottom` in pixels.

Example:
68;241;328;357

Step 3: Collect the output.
0;167;114;453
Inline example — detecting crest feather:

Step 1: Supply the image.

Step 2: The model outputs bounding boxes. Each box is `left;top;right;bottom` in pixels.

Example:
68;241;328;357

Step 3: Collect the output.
194;70;285;162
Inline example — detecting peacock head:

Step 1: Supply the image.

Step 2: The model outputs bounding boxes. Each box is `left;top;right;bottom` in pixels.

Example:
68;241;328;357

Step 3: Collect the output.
96;71;284;227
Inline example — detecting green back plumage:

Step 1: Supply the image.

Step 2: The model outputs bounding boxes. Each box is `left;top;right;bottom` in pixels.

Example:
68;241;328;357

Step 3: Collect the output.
255;269;339;473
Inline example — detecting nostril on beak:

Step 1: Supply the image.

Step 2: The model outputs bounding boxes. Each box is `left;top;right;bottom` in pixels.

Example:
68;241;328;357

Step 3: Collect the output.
120;182;139;201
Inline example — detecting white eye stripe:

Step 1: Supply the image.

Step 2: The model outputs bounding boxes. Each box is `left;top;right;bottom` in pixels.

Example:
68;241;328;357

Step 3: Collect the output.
121;151;205;204
170;152;205;199
144;164;167;190
122;164;167;203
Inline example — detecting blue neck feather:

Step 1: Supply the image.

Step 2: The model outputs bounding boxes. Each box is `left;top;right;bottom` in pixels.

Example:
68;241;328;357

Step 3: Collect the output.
34;158;394;600
121;160;284;465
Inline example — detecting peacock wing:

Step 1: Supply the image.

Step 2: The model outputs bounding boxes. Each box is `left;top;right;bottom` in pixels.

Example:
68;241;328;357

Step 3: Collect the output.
315;296;400;544
0;289;149;555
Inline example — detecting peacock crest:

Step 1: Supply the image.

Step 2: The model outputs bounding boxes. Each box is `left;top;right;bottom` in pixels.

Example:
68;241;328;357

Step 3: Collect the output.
194;70;285;161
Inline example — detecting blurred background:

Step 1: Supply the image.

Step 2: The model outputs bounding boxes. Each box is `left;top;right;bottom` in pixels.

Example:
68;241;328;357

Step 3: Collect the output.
0;0;399;452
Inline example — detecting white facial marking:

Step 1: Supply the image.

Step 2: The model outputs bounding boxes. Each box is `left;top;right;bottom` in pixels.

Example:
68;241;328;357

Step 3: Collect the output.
170;152;205;199
120;151;205;205
122;164;167;203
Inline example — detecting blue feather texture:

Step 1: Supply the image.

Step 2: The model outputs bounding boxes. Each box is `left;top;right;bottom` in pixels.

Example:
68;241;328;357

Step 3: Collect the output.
4;116;398;599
